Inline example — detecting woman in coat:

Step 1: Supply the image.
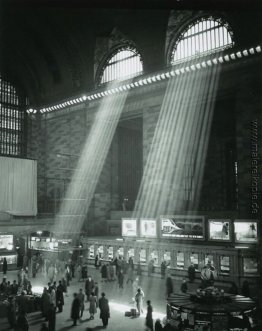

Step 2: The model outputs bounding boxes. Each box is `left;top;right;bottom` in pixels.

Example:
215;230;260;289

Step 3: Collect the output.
89;292;97;320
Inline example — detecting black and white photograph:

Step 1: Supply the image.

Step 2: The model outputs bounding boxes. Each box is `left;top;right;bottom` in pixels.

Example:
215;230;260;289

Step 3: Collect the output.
0;0;261;330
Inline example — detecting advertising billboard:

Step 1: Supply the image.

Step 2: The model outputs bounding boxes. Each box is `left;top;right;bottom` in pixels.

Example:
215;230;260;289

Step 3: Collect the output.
122;218;137;237
234;220;258;243
160;215;204;239
140;218;157;237
208;219;231;241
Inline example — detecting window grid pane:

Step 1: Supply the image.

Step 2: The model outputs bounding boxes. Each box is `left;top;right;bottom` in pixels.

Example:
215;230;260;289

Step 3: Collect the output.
101;49;143;85
171;18;234;64
0;77;26;157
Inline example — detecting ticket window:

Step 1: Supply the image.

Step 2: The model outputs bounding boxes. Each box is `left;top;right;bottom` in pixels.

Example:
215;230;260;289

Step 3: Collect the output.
97;246;104;259
139;249;147;264
205;254;214;266
243;257;258;275
107;246;114;260
0;255;17;265
89;245;95;259
117;247;124;259
176;252;185;269
150;250;158;266
190;253;199;270
163;251;171;264
127;248;135;260
220;256;230;275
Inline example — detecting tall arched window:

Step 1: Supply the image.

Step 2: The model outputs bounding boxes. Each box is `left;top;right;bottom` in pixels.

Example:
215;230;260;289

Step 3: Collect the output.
171;17;234;64
0;76;27;156
99;47;143;85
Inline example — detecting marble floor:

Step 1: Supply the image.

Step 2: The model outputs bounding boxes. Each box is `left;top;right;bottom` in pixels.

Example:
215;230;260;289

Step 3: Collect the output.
0;267;194;331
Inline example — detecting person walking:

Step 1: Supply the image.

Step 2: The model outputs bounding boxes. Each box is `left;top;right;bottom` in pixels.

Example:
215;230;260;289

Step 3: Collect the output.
180;279;188;293
56;281;64;312
3;257;7;275
145;300;153;331
135;288;144;315
47;303;56;331
98;292;110;328
161;261;167;279
78;288;85;318
188;263;196;282
126;265;134;284
89;291;97;320
166;275;173;298
77;264;82;282
132;277;140;298
85;276;94;302
118;269;124;289
71;293;80;326
155;319;163;331
15;312;29;331
41;287;51;321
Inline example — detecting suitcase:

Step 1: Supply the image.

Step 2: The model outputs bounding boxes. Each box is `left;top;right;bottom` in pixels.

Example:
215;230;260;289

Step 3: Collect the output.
125;311;132;317
131;308;137;317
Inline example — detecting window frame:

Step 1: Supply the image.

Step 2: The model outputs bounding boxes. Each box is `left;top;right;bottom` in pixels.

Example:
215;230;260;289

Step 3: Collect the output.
97;45;143;86
169;16;234;65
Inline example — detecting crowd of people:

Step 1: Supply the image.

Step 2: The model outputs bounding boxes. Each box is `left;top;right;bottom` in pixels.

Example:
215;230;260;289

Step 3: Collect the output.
0;252;257;331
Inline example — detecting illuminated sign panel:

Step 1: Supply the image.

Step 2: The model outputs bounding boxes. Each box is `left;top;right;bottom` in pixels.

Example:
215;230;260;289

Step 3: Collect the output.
122;218;137;237
208;219;231;241
234;221;258;243
140;219;157;237
160;215;204;239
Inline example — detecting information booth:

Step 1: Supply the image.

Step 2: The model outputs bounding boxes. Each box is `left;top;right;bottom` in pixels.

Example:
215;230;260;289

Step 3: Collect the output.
167;292;257;331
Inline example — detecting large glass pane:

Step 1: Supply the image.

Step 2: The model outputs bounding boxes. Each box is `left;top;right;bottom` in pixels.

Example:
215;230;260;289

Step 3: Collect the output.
171;19;233;64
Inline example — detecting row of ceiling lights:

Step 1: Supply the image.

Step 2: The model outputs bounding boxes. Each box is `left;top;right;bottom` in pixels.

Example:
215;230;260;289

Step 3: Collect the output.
26;45;261;115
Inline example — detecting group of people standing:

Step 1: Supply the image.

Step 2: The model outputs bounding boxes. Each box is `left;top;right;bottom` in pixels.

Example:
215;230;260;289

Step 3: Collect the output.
71;291;110;328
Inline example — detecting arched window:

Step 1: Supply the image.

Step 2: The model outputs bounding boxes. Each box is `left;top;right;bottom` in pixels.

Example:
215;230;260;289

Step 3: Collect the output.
171;17;234;64
0;76;27;156
99;47;143;85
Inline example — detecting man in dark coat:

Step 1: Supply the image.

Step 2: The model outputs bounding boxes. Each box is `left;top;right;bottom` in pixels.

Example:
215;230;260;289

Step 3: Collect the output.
71;292;80;326
145;300;153;331
101;264;107;282
3;257;7;275
48;303;56;331
41;287;50;320
85;276;94;302
98;292;110;328
166;275;173;298
56;280;64;312
188;263;196;282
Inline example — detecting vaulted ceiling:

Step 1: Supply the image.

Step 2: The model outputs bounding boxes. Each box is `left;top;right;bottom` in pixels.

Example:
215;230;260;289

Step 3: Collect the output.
0;0;261;107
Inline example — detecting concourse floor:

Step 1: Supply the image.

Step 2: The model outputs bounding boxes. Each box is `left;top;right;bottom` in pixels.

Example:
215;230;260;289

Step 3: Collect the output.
0;267;194;331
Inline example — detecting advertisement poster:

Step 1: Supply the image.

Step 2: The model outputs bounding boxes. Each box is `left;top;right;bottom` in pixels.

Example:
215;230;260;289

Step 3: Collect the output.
0;234;13;250
122;218;137;237
243;257;258;274
140;218;157;237
234;221;258;242
161;216;204;239
208;219;230;241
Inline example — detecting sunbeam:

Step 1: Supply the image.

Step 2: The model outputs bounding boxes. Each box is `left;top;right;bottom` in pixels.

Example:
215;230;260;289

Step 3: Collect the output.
52;83;128;238
133;63;221;218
